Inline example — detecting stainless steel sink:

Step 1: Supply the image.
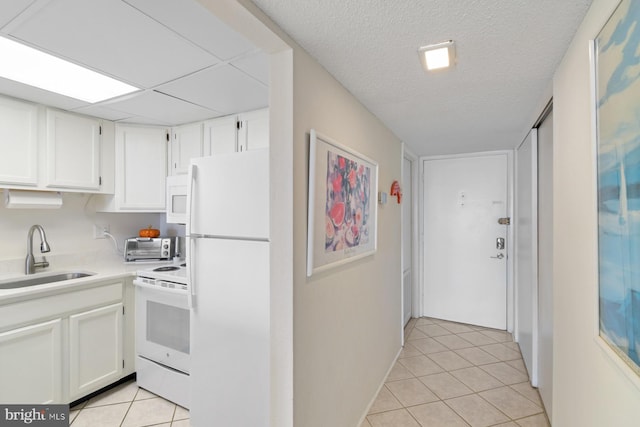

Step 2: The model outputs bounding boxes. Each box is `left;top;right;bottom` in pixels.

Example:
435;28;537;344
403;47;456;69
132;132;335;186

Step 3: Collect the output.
0;272;96;290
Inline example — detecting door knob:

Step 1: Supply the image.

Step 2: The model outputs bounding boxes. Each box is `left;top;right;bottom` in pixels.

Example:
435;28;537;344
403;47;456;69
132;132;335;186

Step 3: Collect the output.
490;253;504;259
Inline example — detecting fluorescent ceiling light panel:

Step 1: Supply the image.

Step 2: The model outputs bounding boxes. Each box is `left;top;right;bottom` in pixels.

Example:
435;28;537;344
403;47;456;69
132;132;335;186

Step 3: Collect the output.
0;36;139;103
419;40;456;71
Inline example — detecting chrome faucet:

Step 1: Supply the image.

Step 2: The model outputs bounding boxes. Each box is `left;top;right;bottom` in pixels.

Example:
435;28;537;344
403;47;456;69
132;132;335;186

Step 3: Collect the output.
25;225;51;274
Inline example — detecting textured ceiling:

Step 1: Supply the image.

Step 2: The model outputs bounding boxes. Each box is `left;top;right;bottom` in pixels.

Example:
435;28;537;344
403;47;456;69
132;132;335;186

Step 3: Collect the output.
251;0;593;155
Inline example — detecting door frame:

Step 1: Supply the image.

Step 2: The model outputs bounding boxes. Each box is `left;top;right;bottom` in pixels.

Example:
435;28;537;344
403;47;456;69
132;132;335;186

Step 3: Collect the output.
401;144;420;341
419;150;515;332
514;130;539;385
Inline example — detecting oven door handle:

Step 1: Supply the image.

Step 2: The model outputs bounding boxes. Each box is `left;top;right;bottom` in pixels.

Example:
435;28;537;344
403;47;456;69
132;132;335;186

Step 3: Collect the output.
133;279;188;296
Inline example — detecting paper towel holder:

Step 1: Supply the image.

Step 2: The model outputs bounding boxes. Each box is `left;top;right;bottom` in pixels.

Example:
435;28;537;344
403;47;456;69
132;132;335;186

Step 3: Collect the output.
4;189;63;209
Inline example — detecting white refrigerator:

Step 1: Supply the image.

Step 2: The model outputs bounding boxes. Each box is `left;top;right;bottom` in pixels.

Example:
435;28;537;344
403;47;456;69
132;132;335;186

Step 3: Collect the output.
186;149;270;427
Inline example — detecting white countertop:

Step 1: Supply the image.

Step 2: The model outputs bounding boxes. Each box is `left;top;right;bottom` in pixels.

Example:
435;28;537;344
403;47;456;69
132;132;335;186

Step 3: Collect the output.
0;252;179;303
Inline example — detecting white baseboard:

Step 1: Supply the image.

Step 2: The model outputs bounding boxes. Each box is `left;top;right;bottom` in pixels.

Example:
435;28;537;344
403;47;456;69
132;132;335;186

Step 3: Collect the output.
355;346;402;427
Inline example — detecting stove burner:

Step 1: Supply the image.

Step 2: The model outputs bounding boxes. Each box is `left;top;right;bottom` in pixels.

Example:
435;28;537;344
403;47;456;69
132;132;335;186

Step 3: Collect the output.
153;266;180;272
180;263;186;268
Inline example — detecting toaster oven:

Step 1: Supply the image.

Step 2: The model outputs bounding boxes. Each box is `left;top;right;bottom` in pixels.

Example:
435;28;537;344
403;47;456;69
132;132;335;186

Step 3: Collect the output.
125;237;177;261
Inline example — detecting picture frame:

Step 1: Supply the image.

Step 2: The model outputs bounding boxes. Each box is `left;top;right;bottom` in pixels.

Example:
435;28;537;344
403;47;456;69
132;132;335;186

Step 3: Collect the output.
306;129;378;276
592;0;640;378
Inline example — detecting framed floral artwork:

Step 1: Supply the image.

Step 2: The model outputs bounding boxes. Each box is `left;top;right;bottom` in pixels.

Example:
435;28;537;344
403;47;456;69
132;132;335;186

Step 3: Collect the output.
307;129;378;276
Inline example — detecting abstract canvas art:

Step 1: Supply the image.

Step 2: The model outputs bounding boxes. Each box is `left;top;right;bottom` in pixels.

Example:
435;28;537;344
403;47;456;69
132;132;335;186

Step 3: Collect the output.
595;0;640;375
307;130;378;276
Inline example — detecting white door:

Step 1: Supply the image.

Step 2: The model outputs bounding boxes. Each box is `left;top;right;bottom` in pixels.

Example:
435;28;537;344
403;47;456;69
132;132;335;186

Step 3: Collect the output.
402;156;413;325
515;130;538;384
423;153;509;329
537;110;554;417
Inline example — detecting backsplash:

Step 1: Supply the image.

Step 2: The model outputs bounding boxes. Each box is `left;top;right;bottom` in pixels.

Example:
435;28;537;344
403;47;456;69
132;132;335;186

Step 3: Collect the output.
0;192;182;263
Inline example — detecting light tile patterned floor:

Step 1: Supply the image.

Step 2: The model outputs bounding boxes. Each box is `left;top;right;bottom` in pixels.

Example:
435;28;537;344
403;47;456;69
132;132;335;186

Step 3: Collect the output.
69;380;189;427
361;317;550;427
70;318;547;427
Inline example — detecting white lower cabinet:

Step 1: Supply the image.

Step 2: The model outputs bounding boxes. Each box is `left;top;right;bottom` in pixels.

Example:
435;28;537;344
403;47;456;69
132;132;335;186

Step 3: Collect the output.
0;278;131;404
0;318;62;404
69;303;123;400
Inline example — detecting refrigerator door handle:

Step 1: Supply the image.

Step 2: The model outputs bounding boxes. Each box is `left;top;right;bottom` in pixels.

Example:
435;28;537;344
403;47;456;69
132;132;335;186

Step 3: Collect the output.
186;164;196;236
188;236;196;308
186;163;197;309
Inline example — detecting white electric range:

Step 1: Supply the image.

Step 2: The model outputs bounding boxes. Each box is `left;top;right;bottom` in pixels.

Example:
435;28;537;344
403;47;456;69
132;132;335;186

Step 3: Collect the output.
133;262;190;408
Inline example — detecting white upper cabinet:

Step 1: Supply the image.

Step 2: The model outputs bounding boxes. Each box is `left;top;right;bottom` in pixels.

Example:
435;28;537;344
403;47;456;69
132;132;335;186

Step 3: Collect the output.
117;125;167;210
45;109;101;190
0;96;38;186
117;125;167;211
205;108;269;156
204;115;237;155
237;108;269;152
170;122;203;175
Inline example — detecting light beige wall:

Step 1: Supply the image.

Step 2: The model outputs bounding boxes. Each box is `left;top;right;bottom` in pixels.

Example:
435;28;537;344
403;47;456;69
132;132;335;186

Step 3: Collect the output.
292;49;403;427
553;0;640;425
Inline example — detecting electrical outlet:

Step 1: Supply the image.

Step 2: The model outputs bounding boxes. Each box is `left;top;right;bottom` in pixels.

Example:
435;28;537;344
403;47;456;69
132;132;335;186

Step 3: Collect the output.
93;224;110;239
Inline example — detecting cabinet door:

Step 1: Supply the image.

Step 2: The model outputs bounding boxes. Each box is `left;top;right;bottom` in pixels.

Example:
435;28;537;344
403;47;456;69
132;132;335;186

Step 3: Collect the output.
0;319;62;404
116;125;167;210
0;96;39;186
170;122;202;175
204;115;237;155
69;303;123;400
237;108;269;152
46;109;101;190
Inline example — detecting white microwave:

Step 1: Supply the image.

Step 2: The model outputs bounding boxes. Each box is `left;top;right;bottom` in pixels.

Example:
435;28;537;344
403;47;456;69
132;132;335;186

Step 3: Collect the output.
166;174;188;224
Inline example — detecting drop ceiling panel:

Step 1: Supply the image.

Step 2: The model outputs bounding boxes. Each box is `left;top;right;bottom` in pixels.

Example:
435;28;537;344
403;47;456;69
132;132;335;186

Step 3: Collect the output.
8;0;219;88
117;116;176;126
230;52;270;85
0;0;37;30
0;77;87;111
102;91;220;126
157;65;268;115
124;0;255;61
71;104;134;122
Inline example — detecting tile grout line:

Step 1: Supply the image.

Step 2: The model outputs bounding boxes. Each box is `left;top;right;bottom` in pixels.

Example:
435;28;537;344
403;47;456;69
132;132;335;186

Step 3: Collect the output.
369;317;547;427
117;393;136;427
